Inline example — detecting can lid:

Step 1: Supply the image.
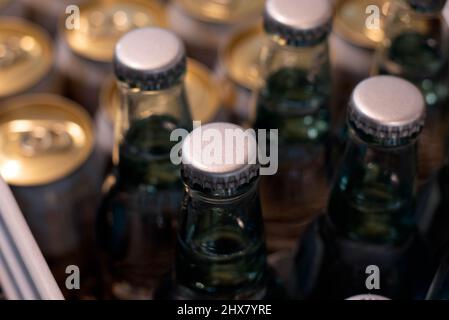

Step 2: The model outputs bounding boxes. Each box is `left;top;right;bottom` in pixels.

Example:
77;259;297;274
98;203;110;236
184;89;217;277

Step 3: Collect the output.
0;17;53;98
63;0;165;63
101;58;220;123
334;0;390;49
346;294;390;300
181;123;259;191
0;94;94;186
349;76;426;145
223;24;264;91
175;0;265;24
114;27;186;90
264;0;332;46
409;0;447;12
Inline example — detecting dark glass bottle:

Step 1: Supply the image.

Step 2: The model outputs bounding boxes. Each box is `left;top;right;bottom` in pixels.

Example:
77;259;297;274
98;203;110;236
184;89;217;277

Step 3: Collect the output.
96;27;192;300
291;76;432;300
173;123;268;299
253;0;333;252
415;158;449;269
373;0;449;184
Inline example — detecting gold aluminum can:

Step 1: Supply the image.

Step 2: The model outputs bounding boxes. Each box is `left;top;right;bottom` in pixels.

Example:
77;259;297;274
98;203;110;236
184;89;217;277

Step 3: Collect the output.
217;23;264;125
57;0;166;115
0;17;59;101
167;0;264;68
331;0;390;120
96;58;221;164
21;0;86;37
0;93;102;298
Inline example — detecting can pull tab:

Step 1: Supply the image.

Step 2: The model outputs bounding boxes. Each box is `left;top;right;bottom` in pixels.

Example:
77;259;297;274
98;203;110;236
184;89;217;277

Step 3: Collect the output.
19;125;73;157
0;36;31;69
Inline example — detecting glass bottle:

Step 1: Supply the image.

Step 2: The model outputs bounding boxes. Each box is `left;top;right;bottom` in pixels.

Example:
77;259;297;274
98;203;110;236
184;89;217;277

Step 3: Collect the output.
415;156;449;269
291;76;432;300
173;123;268;299
96;27;192;300
253;0;333;252
373;0;449;184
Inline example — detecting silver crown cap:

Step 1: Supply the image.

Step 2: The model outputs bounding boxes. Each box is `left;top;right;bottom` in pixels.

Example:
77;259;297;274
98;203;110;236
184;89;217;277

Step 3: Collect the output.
346;294;391;300
264;0;332;46
181;123;259;191
114;27;186;90
349;76;425;143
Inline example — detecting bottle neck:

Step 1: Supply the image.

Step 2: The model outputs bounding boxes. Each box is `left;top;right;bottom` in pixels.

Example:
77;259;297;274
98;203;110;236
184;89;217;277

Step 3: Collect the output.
184;177;260;203
254;36;331;144
114;81;192;188
259;35;330;84
176;177;267;298
377;1;449;108
328;127;418;245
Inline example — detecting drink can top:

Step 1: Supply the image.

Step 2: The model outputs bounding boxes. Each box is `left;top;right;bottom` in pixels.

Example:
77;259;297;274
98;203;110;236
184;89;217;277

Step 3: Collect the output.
349;75;425;144
0;94;94;186
264;0;332;46
62;0;166;63
0;17;53;98
114;27;186;90
222;24;264;91
346;294;391;300
175;0;265;24
101;58;220;123
334;0;390;49
181;123;259;192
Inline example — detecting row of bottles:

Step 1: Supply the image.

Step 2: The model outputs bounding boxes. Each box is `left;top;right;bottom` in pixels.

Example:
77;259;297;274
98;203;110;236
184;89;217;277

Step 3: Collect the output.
91;0;449;300
3;0;445;300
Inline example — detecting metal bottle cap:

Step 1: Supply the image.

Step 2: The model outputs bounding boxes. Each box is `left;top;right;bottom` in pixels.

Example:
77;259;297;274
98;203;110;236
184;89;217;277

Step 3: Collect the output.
0;94;94;186
264;0;332;46
0;17;52;98
349;76;425;145
181;123;259;191
346;294;390;300
101;58;220;123
62;0;165;63
409;0;447;12
114;27;186;90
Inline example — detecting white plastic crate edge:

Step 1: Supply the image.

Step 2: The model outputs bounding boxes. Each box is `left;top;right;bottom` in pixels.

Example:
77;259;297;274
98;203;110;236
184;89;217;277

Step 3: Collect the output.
0;176;64;300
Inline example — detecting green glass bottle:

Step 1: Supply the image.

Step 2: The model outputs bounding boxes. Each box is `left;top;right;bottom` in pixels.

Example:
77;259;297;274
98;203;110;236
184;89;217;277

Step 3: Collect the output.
253;0;333;251
173;123;268;299
97;27;192;300
291;76;432;299
373;0;449;184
